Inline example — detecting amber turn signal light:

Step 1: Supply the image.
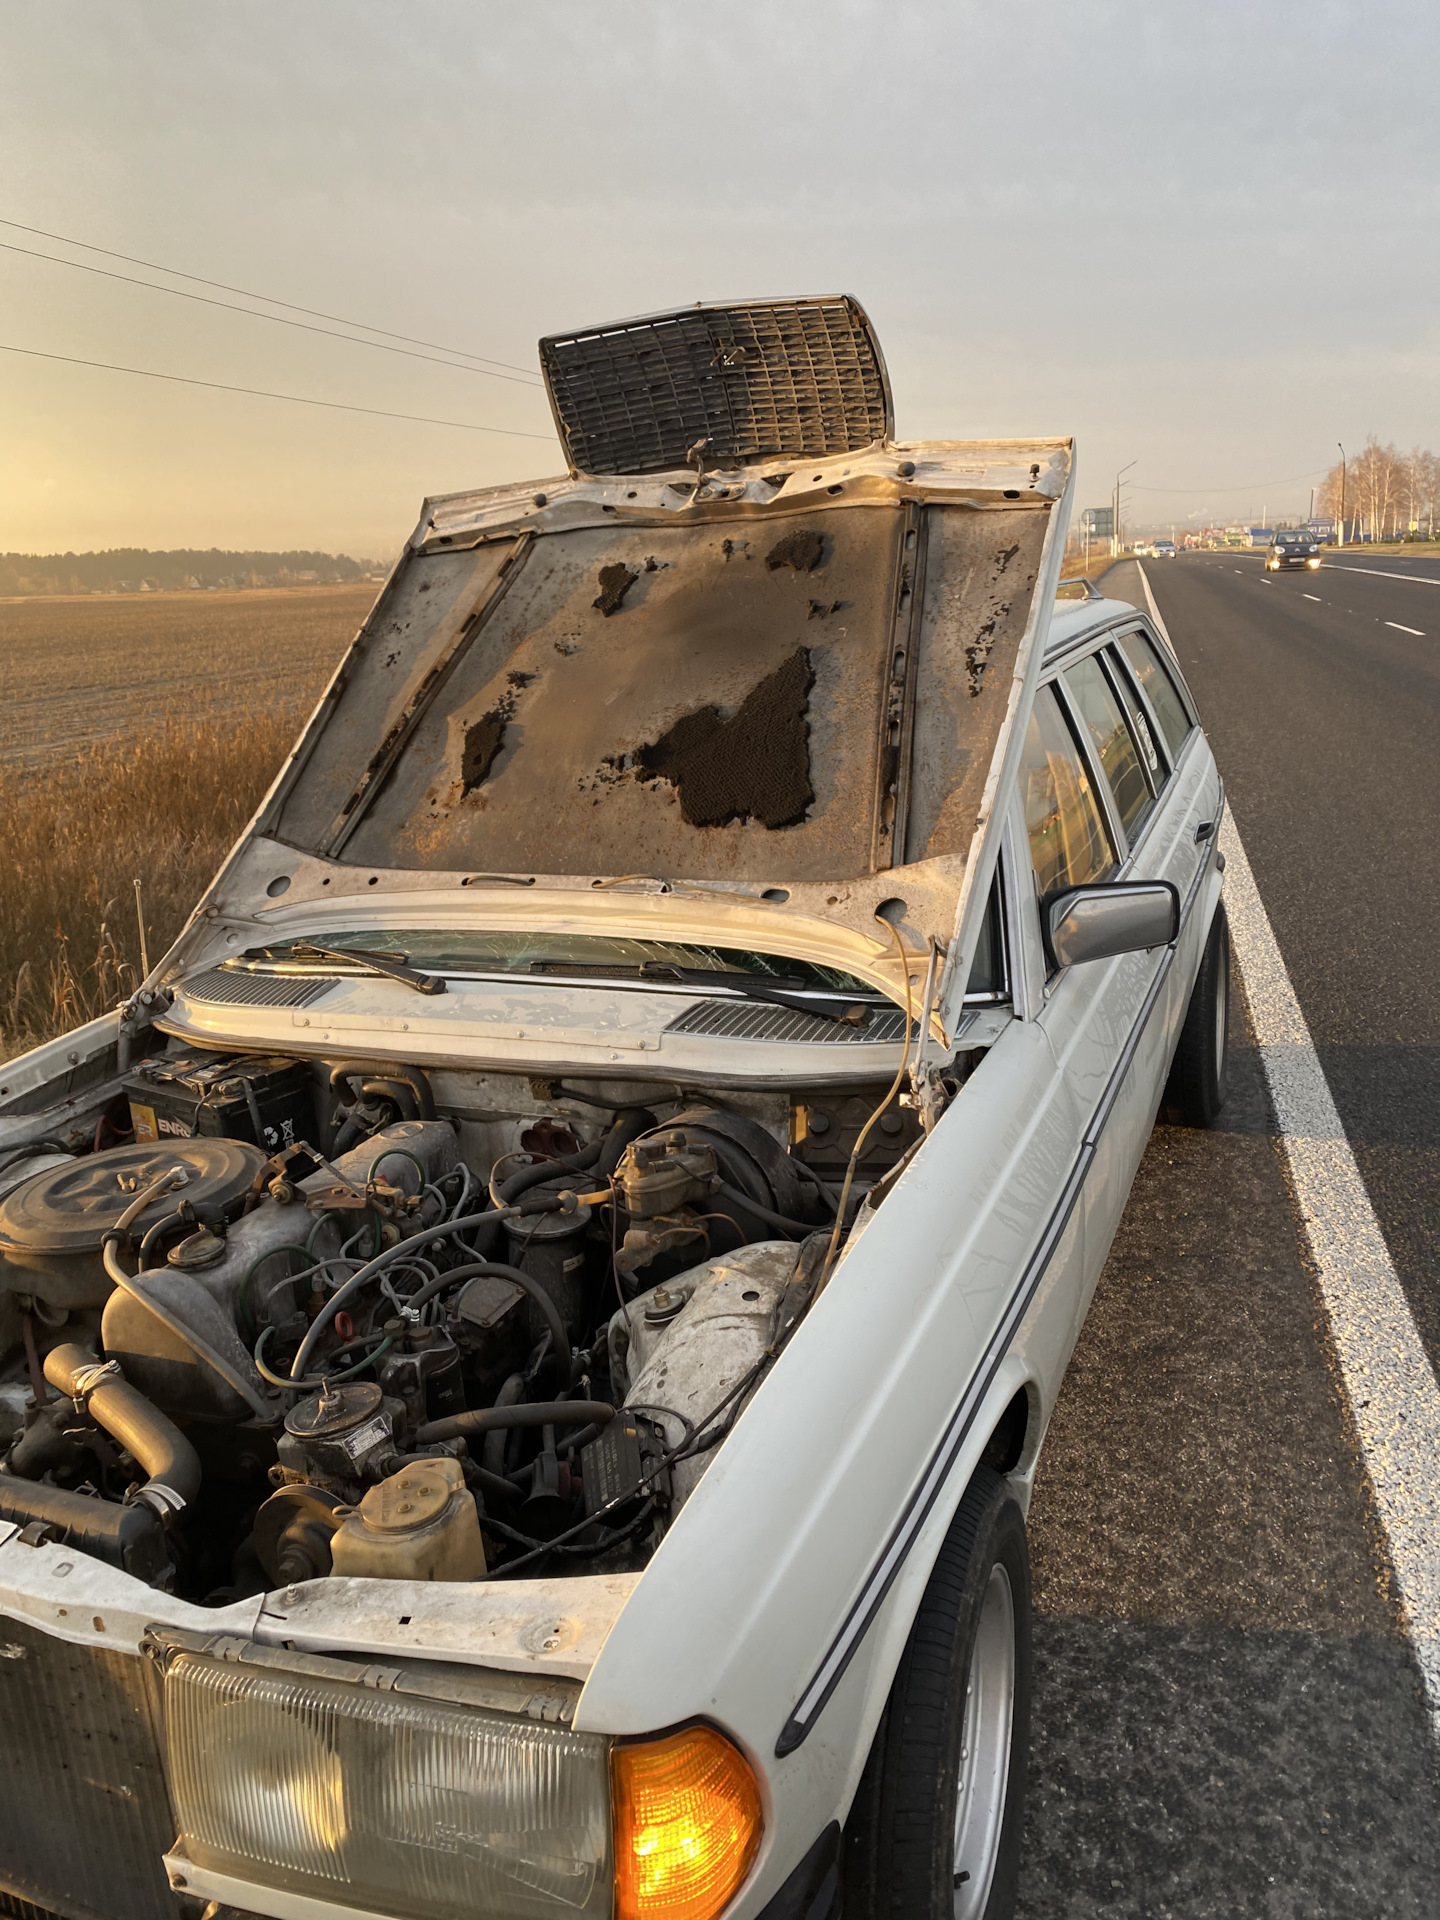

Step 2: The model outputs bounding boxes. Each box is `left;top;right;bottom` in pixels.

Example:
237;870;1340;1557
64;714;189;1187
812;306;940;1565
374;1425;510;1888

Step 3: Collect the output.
612;1724;764;1920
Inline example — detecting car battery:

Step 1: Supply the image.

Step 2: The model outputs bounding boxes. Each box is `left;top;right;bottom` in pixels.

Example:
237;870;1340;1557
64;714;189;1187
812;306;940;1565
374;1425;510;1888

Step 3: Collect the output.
124;1051;317;1154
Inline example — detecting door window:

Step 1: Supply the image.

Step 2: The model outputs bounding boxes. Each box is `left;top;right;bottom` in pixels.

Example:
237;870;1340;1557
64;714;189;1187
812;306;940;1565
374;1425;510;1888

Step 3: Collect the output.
1063;654;1155;844
1116;629;1193;758
1019;686;1115;896
1102;645;1165;786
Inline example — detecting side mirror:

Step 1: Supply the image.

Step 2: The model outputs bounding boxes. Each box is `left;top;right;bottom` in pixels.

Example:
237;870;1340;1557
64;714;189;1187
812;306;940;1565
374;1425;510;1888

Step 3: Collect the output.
1043;880;1179;969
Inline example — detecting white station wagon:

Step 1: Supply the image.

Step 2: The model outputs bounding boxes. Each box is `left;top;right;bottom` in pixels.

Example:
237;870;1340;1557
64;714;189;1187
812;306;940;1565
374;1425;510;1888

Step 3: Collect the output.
0;298;1227;1920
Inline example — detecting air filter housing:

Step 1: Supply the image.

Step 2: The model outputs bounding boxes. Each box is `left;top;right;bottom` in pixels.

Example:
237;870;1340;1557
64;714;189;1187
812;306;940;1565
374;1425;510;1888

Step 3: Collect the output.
540;295;893;476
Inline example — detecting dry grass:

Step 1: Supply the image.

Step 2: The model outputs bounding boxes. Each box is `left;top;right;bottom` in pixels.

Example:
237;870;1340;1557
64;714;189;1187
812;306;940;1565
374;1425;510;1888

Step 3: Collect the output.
0;585;376;1063
0;708;306;1061
1060;551;1121;583
0;710;307;1067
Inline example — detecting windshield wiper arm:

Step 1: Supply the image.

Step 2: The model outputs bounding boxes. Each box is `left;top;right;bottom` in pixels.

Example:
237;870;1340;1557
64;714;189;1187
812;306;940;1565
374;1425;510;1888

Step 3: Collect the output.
529;960;873;1025
288;942;447;996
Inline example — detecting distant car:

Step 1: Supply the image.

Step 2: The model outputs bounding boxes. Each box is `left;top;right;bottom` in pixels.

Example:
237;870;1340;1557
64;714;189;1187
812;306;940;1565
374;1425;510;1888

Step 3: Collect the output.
1265;530;1323;571
1132;541;1153;558
1151;539;1177;559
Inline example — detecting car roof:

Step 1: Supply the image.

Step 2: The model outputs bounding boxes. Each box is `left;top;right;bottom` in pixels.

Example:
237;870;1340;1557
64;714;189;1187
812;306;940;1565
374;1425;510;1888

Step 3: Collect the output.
1045;593;1137;661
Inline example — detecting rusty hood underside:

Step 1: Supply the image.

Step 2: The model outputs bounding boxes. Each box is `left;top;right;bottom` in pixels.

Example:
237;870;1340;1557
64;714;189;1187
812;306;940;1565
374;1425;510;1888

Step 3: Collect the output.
248;443;1070;970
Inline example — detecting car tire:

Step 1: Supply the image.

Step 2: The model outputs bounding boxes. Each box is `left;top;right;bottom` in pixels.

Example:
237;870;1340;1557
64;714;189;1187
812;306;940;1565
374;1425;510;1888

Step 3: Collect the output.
844;1468;1032;1920
1163;899;1230;1127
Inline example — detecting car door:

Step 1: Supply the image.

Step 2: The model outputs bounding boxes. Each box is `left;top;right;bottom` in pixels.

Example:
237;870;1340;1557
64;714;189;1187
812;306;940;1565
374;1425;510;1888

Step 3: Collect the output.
1015;668;1135;1346
1106;619;1220;1092
1055;624;1219;1299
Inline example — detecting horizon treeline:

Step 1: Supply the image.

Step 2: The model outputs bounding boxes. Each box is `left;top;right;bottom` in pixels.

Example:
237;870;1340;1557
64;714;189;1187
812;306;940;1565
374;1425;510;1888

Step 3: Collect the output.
0;547;386;596
1316;438;1440;540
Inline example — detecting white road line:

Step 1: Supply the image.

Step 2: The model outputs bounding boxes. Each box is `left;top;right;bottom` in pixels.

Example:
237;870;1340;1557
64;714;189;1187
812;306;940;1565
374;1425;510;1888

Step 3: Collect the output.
1386;621;1425;636
1137;563;1440;1738
1221;824;1440;1736
1303;593;1321;602
1328;564;1440;587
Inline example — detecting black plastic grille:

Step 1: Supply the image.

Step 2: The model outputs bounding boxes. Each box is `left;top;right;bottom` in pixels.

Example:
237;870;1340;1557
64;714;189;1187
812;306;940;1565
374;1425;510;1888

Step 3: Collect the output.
1;1894;67;1920
665;998;909;1046
540;297;893;476
180;969;338;1010
0;1618;178;1920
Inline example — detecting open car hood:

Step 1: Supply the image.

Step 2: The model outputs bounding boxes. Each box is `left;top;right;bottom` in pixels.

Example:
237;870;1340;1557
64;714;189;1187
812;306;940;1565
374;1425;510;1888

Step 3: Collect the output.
190;302;1074;1023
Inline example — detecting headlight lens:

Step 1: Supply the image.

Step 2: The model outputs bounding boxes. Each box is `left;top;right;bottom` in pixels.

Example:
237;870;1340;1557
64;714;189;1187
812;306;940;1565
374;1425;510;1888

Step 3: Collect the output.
612;1725;763;1920
163;1647;612;1918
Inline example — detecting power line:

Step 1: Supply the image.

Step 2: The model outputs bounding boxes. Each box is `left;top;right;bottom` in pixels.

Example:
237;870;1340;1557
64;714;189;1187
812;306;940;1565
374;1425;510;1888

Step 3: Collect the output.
0;237;547;390
0;216;541;381
1131;465;1330;495
0;341;556;439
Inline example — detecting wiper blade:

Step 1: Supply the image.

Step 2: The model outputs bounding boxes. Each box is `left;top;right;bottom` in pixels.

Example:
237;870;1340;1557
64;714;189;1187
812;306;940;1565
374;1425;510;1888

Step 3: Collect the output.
529;960;873;1025
288;942;447;996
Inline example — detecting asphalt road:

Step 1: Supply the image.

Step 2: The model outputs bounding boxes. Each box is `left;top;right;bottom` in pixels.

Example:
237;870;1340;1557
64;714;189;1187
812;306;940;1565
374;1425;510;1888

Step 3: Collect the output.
1146;550;1439;1366
1015;553;1439;1917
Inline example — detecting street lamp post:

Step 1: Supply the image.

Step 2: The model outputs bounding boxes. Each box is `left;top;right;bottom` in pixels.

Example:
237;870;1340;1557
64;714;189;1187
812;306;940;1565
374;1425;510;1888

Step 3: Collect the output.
1114;460;1136;558
1337;443;1346;547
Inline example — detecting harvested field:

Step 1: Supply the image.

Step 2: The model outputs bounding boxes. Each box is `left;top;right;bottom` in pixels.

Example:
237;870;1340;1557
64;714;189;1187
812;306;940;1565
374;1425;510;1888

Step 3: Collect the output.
0;585;377;1061
0;583;375;770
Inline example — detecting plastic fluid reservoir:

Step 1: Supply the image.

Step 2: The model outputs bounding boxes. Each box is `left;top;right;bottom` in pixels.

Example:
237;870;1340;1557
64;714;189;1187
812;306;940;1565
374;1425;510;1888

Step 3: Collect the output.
329;1457;486;1582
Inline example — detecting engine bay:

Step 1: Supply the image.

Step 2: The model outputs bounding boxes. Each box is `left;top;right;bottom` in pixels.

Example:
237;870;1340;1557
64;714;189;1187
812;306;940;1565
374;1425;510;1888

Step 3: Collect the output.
0;1046;941;1601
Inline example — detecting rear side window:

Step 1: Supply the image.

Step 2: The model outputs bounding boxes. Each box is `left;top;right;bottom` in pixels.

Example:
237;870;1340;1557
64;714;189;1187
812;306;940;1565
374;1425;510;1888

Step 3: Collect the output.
1117;629;1193;758
1063;654;1154;844
1019;686;1115;896
1102;645;1164;785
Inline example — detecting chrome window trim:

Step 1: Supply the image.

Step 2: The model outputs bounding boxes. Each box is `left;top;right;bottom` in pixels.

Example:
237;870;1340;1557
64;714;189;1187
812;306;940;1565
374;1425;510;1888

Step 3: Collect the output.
773;794;1225;1758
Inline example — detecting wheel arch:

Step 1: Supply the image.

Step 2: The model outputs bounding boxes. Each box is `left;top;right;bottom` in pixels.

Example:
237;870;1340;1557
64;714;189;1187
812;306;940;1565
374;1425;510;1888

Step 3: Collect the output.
823;1359;1044;1829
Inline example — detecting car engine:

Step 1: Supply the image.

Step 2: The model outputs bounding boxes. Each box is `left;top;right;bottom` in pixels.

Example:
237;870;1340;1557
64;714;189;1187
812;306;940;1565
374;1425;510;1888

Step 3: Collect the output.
0;1049;923;1598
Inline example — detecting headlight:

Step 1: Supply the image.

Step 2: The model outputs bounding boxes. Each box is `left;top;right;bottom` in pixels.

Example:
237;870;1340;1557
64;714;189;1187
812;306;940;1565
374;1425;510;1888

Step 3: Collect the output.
160;1642;613;1918
1308;556;1320;566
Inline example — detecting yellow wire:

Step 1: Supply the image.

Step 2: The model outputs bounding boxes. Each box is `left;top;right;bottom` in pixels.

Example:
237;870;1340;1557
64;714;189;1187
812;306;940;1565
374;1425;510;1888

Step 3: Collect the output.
816;918;917;1295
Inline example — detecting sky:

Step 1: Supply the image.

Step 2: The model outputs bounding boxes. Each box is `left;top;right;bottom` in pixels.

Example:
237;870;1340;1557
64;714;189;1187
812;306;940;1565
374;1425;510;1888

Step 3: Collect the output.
2;0;1437;555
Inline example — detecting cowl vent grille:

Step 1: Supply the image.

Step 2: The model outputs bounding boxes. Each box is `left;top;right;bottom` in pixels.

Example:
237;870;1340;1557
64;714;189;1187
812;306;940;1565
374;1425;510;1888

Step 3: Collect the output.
665;998;909;1046
180;969;339;1010
540;296;893;477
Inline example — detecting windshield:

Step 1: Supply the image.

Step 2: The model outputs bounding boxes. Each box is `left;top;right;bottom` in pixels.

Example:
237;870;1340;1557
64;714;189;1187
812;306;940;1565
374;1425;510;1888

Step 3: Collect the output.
244;928;880;995
1276;532;1308;544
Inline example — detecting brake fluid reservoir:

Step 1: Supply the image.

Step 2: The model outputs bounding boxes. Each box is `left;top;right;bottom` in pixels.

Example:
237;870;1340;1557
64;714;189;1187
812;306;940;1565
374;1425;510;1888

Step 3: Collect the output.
329;1457;486;1581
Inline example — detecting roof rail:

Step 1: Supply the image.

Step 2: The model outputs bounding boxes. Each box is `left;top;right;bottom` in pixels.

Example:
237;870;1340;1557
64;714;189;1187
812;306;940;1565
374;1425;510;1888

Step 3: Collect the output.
1056;577;1105;602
